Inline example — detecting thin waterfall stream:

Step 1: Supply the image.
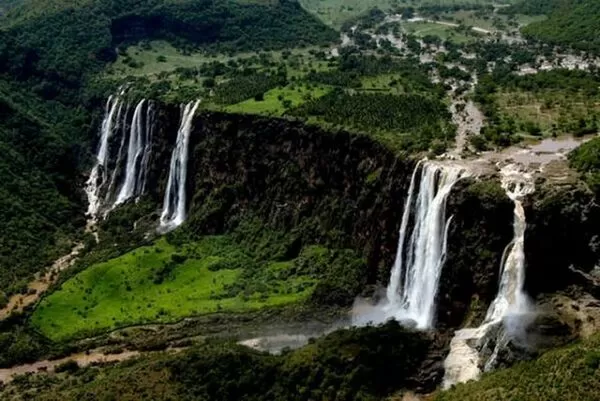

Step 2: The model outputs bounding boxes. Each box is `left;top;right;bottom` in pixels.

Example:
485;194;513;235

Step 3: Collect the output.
443;164;535;388
159;100;201;232
115;99;146;206
85;95;123;218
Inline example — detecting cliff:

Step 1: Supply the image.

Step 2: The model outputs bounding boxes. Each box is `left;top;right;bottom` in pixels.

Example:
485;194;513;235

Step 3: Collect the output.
100;104;600;331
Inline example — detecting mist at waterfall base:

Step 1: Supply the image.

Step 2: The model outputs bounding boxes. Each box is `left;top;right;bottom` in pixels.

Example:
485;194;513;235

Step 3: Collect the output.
352;161;471;329
442;164;536;388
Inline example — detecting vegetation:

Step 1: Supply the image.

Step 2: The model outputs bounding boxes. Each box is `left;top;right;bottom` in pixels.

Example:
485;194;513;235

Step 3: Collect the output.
225;85;331;116
0;80;86;297
473;69;600;147
569;137;600;195
522;0;600;54
214;72;288;105
503;0;560;17
0;322;434;401
282;53;454;152
1;0;336;89
435;334;600;401
290;90;454;152
0;0;337;297
31;219;365;341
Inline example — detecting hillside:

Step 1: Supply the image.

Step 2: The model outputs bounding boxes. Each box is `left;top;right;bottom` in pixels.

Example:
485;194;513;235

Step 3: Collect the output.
521;0;600;53
0;0;336;298
2;0;600;400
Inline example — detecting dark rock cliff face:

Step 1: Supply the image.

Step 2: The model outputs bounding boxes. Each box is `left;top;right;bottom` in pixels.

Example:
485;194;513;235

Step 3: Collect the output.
133;104;599;331
177;110;413;284
440;179;514;328
525;180;600;297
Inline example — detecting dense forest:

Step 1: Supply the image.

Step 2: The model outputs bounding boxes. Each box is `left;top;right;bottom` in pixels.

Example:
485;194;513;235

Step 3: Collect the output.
521;0;600;53
0;80;87;299
290;91;453;152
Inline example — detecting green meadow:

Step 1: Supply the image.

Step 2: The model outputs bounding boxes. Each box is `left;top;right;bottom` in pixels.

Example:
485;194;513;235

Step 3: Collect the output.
224;85;331;116
31;236;323;341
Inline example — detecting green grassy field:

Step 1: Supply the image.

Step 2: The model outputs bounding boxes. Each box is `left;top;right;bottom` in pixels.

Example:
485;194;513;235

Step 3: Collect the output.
108;40;327;79
31;236;320;341
402;20;480;43
224;84;331;115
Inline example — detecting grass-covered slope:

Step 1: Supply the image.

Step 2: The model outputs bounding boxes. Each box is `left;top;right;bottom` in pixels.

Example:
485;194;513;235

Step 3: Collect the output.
435;335;600;401
522;0;600;53
31;220;365;341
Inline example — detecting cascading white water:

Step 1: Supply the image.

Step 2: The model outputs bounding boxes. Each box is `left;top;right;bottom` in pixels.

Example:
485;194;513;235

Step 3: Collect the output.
488;165;534;319
353;160;470;329
115;99;146;205
86;92;156;217
85;95;122;217
105;102;129;204
159;100;201;232
138;101;155;195
443;163;534;388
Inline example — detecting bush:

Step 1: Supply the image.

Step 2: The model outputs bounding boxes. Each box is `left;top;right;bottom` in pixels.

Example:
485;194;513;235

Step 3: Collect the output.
55;360;80;374
0;292;7;309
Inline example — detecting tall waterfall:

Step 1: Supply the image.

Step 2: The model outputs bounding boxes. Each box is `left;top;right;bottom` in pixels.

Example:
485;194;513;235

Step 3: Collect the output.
353;160;470;329
138;101;156;195
105;102;130;204
86;94;156;217
85;96;123;217
159;100;201;232
443;164;534;388
115;99;148;206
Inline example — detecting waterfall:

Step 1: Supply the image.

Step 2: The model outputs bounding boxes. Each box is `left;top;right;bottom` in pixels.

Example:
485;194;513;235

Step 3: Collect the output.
159;100;201;232
105;102;129;204
487;165;534;319
86;92;157;217
353;160;470;329
443;164;534;388
138;101;156;195
115;99;146;206
85;95;122;217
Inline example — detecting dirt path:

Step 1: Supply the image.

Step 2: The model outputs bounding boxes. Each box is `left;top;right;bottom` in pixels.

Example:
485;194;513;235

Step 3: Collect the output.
0;347;186;384
0;350;140;384
450;99;485;156
0;241;84;320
